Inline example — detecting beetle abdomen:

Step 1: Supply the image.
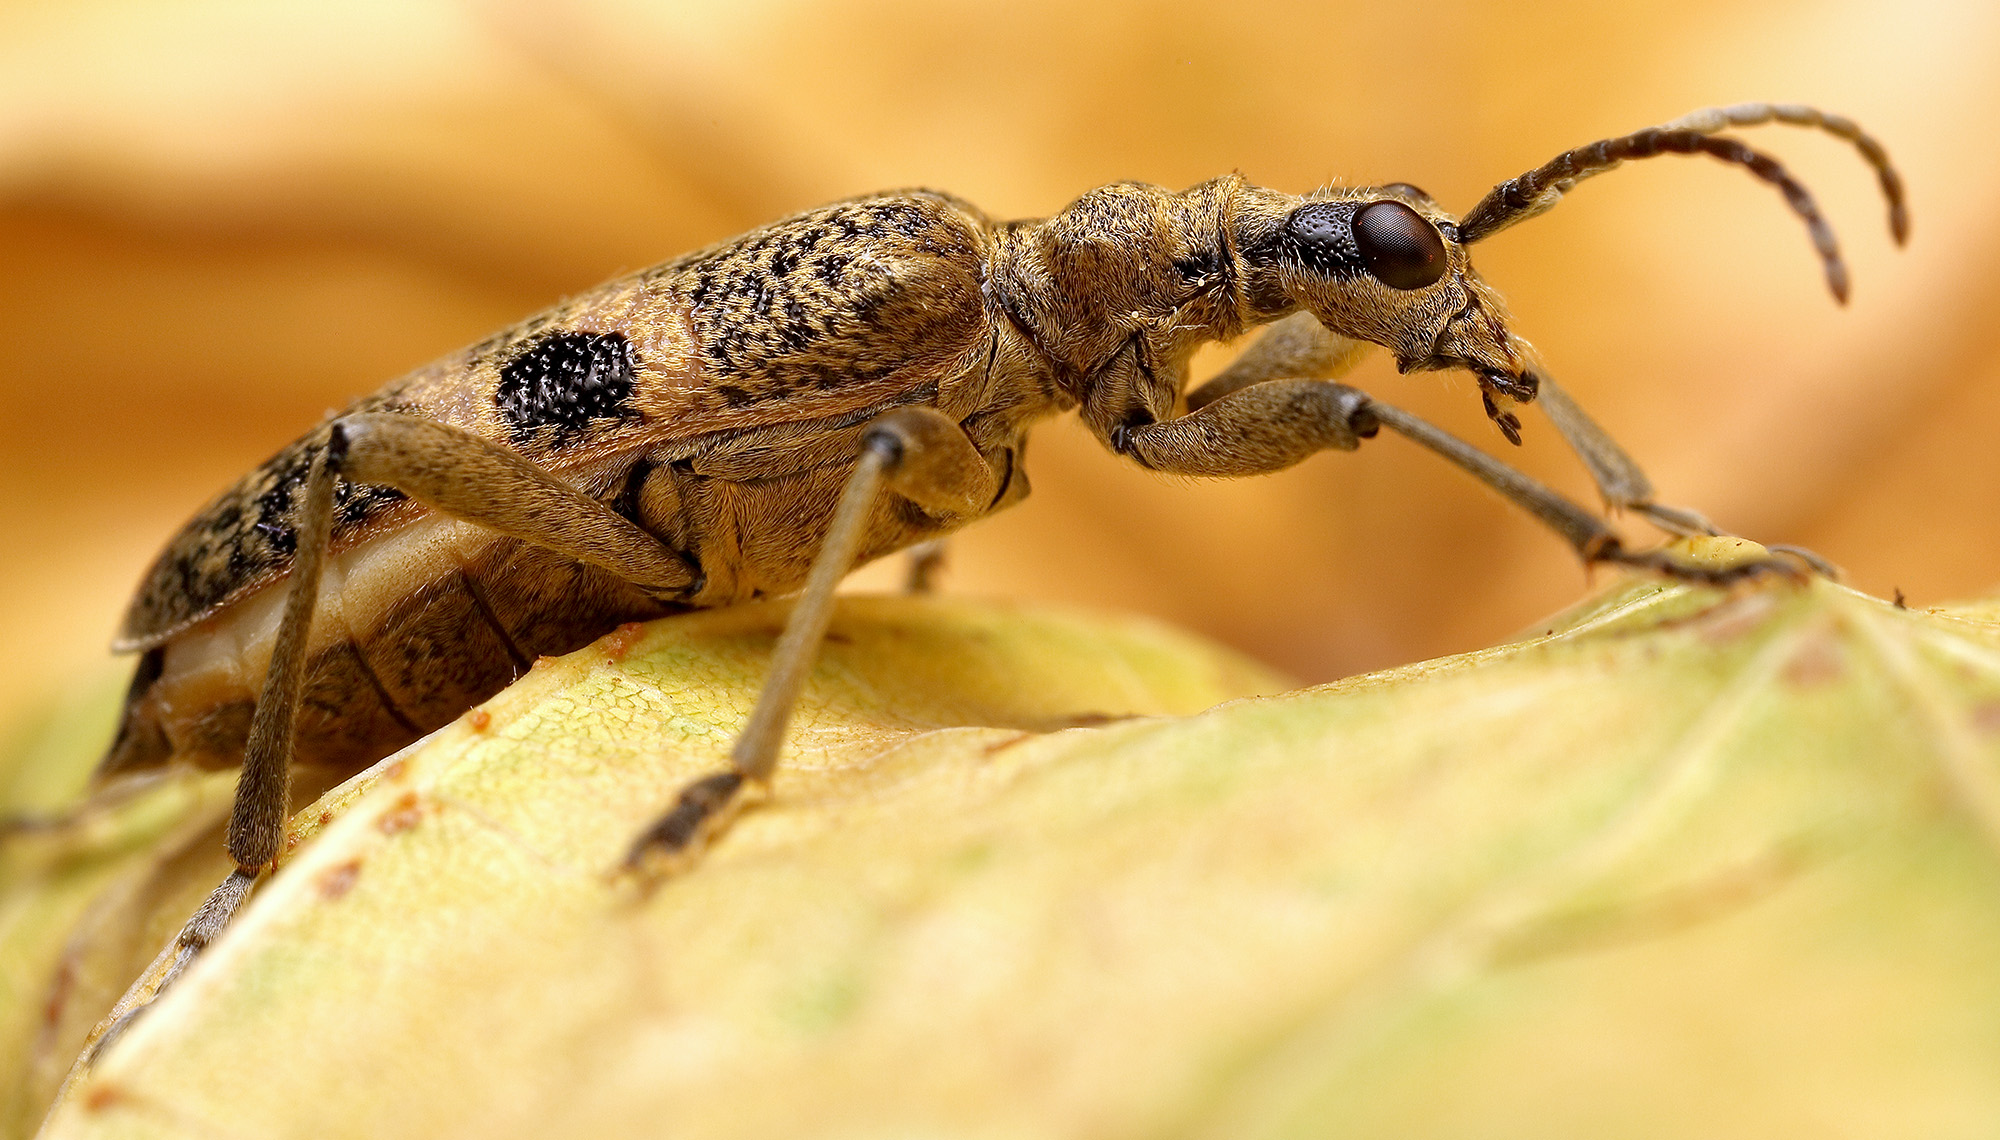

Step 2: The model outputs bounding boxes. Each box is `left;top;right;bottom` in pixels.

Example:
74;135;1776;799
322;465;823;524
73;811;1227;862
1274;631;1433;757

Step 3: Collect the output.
102;517;678;778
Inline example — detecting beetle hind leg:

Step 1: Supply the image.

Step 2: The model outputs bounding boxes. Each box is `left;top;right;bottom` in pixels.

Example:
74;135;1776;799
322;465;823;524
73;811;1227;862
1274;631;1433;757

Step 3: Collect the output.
80;430;344;1066
619;406;997;884
80;413;710;1067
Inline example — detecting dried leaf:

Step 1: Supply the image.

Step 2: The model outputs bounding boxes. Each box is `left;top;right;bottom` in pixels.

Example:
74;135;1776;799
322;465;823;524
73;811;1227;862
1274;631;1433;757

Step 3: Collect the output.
14;541;2000;1138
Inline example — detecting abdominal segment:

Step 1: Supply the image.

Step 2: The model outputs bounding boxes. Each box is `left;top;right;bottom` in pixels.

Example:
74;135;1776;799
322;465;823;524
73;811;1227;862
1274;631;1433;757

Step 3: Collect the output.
101;519;676;779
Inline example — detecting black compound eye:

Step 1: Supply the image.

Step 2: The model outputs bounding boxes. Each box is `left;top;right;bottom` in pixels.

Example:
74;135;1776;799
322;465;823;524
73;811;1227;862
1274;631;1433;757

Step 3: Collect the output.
1352;200;1449;290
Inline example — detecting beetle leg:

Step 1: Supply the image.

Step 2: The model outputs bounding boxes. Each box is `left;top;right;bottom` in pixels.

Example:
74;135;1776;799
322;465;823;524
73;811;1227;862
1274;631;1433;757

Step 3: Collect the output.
1531;375;1840;576
620;406;996;882
335;413;698;595
1531;372;1724;534
86;428;345;1061
902;539;949;594
1116;380;1805;585
1181;316;1831;577
84;415;715;1058
1193;319;1717;540
1184;311;1368;413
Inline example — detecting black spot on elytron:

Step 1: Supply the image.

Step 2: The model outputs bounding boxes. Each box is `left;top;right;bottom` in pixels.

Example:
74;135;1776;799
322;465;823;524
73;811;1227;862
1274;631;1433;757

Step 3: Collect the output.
495;331;641;447
250;439;407;559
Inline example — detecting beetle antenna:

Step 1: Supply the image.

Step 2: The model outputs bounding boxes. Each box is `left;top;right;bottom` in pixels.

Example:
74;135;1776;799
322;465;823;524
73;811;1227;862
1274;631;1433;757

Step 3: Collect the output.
1459;127;1854;303
1657;103;1907;244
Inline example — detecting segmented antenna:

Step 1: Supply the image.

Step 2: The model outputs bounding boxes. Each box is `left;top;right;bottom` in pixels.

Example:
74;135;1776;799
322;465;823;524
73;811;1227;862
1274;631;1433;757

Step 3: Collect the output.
1458;104;1908;304
1659;103;1907;243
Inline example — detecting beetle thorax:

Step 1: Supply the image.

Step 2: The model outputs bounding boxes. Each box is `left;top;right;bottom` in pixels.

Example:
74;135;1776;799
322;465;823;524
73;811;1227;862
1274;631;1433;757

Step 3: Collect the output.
990;177;1264;412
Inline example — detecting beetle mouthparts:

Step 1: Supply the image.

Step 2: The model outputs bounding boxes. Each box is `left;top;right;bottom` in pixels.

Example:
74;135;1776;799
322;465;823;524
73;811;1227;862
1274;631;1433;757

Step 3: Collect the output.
1479;366;1539;405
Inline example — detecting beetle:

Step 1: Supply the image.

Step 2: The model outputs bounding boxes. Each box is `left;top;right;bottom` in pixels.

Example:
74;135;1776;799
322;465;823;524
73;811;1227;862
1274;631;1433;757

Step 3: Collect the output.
77;102;1904;1049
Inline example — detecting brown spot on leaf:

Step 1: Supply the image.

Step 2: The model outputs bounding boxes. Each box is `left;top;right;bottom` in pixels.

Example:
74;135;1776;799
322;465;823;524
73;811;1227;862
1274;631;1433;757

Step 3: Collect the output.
84;1083;126;1112
1781;631;1846;688
980;730;1038;758
383;759;408;783
1973;702;2000;736
317;859;363;900
469;708;492;732
377;792;424;836
603;621;647;662
1690;593;1779;645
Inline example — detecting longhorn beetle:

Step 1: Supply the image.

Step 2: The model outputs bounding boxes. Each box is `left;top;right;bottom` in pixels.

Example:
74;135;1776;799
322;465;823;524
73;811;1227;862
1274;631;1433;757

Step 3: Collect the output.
81;103;1905;1051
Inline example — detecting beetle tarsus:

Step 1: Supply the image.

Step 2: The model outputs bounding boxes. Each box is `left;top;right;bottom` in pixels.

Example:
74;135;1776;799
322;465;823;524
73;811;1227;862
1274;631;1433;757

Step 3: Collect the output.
617;771;750;885
1593;542;1815;586
618;407;1002;887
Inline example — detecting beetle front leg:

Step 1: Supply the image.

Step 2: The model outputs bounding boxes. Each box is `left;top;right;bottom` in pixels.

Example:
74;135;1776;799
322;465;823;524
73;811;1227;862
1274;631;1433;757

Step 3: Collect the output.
620;406;997;882
1183;311;1368;413
1531;372;1726;537
1529;375;1839;576
1117;380;1802;584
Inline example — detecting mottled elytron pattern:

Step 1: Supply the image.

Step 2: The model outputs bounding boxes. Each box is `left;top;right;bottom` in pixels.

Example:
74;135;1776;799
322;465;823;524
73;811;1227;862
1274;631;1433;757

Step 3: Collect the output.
124;395;411;652
680;194;991;406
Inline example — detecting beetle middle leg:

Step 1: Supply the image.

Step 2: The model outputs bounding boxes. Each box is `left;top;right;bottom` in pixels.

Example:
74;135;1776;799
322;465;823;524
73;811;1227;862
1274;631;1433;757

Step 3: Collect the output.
621;406;997;880
901;539;949;594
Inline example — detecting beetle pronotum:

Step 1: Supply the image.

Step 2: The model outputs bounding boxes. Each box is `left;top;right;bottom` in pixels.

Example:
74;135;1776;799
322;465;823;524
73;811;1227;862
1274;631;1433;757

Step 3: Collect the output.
76;102;1904;1055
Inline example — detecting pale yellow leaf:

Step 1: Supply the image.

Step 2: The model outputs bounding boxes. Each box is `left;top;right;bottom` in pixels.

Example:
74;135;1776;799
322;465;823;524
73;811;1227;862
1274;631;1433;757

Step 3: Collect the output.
10;540;2000;1138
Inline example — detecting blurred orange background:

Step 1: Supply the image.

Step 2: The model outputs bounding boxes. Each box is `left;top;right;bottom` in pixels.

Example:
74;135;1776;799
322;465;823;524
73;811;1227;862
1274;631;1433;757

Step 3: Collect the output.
1;0;1996;738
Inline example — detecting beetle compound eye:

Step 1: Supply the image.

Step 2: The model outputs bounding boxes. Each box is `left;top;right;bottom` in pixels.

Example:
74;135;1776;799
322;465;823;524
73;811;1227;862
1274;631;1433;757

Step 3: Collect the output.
1352;200;1448;290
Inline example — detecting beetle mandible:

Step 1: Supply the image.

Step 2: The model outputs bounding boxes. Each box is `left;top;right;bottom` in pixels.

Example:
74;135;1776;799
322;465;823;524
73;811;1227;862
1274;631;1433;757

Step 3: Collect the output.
82;102;1906;1047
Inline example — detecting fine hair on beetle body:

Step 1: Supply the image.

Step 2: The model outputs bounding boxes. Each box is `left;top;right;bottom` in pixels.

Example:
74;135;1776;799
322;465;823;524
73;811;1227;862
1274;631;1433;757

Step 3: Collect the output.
58;101;1906;1067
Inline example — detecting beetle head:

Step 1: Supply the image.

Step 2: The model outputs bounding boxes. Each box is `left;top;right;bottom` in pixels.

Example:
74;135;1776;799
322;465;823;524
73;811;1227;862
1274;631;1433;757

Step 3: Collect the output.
1255;104;1909;444
1258;185;1541;442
